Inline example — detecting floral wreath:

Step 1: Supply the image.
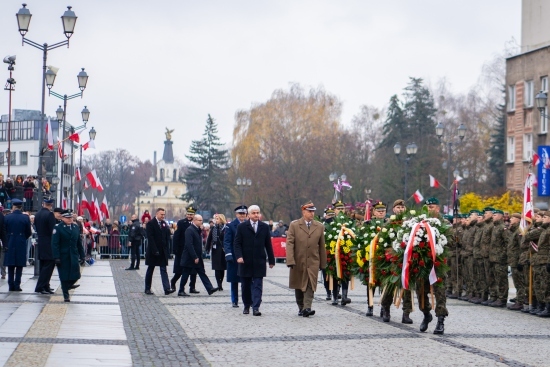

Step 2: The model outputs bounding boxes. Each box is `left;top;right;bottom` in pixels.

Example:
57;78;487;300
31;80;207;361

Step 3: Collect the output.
350;217;386;285
325;213;356;282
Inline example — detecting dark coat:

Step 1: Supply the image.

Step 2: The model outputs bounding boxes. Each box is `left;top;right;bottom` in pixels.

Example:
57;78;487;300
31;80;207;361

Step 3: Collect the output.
233;220;275;278
223;218;242;283
0;212;7;250
34;207;56;260
145;218;171;266
180;224;204;269
3;210;32;267
52;222;85;281
205;224;227;271
172;218;191;274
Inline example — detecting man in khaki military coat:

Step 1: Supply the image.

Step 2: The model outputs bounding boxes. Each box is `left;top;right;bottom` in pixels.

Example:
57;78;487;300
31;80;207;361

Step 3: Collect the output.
286;201;326;318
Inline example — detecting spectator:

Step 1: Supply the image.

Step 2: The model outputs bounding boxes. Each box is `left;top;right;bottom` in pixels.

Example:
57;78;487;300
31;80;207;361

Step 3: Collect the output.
14;175;24;201
120;224;129;256
273;220;287;237
0;177;6;206
104;218;113;233
109;225;121;258
202;223;210;259
4;178;14;209
23;176;35;212
141;210;151;224
41;178;51;195
205;214;227;290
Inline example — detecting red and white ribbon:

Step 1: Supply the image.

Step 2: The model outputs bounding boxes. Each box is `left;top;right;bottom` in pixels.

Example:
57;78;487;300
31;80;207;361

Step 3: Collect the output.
401;220;438;289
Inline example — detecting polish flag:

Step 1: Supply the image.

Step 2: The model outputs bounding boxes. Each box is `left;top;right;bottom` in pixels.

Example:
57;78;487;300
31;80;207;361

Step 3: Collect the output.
533;153;540;166
96;176;104;192
94;197;103;222
89;194;98;221
82;140;95;151
68;131;80;143
429;175;440;188
75;167;81;182
84;181;89;190
413;190;424;204
57;137;63;159
46;119;54;150
86;170;99;188
62;197;67;209
81;192;89;212
100;196;110;219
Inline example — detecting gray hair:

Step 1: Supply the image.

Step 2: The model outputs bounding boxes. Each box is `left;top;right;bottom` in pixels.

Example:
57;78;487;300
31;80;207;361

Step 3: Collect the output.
248;205;260;212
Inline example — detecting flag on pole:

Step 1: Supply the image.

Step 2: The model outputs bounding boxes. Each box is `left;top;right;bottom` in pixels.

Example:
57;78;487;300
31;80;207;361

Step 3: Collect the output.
75;167;81;182
94;197;103;222
84;181;89;190
100;196;110;219
533;153;540;166
86;170;99;188
429;175;440;188
57;137;63;159
455;175;463;182
520;173;534;234
81;192;89;213
96;176;104;192
62;197;67;209
46;119;54;150
413;190;424;204
68;131;80;143
82;140;95;151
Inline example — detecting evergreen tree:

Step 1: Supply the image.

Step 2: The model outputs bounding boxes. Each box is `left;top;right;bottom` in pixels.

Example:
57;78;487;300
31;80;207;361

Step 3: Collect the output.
182;115;230;214
487;103;506;188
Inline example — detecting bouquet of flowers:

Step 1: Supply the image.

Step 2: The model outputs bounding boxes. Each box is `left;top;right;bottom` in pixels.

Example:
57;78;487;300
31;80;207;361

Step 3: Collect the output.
325;213;356;282
350;218;385;285
373;209;450;292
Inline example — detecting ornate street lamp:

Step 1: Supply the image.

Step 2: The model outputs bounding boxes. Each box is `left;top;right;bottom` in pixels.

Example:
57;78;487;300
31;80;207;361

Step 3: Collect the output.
394;142;418;200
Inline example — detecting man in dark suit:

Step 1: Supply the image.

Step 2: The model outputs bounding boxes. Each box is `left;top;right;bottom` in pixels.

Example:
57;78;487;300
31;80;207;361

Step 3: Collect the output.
234;205;275;316
144;208;175;295
224;205;247;307
3;199;32;291
34;197;57;294
170;206;198;292
177;214;218;296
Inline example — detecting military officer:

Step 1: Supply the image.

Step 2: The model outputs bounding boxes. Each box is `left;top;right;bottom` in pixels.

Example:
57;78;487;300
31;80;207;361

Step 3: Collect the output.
52;210;85;302
480;207;496;305
460;210;480;302
507;213;525;310
34;197;57;294
531;211;550;315
171;206;198;293
321;207;335;300
487;209;509;307
3;199;31;291
224;205;248;307
519;211;544;313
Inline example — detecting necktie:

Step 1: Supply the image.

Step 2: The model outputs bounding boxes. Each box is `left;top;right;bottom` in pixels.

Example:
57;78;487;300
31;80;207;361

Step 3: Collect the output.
307;222;311;229
253;222;257;233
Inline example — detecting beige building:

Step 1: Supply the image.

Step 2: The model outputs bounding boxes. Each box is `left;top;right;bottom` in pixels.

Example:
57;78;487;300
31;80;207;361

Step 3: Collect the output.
505;0;550;207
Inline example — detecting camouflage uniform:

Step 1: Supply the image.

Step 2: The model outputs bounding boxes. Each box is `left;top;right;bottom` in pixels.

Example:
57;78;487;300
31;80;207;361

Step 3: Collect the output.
488;218;509;305
460;219;478;300
507;222;526;307
520;221;545;310
472;220;487;301
479;218;494;303
532;223;550;313
447;223;464;296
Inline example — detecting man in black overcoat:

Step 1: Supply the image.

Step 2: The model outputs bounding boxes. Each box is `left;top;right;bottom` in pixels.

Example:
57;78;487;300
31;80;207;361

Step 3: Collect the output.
170;206;197;292
3;199;32;291
144;208;175;295
177;214;218;296
34;197;57;294
234;205;275;316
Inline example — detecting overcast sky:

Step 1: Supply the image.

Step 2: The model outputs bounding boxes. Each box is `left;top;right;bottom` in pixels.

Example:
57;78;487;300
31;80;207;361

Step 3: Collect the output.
0;0;521;163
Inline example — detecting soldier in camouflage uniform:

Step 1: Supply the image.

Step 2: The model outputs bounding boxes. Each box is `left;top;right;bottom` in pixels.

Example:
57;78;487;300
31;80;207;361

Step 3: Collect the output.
459;210;479;302
507;213;525;310
531;211;550;316
519;211;543;313
487;209;509;307
470;210;487;304
479;207;495;306
446;215;464;299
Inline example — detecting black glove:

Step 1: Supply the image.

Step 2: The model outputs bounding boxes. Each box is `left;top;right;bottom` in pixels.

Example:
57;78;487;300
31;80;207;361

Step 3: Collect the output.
55;258;61;265
287;265;294;269
546;263;550;273
79;258;85;266
517;264;523;272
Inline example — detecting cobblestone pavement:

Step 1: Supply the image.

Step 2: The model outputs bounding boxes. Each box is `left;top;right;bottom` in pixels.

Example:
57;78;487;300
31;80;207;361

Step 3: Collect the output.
2;260;550;366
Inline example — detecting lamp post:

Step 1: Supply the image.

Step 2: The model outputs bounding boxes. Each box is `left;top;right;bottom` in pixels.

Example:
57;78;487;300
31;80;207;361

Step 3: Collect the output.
16;3;79;204
329;172;348;203
78;127;96;213
393;142;418;200
236;177;252;204
3;55;16;177
436;122;467;213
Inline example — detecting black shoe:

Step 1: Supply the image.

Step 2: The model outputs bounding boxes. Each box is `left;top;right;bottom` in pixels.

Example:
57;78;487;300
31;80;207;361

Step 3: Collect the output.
420;312;433;332
170;279;177;290
69;284;80;290
433;316;445;335
13;287;22;292
302;308;315;317
382;307;390;322
190;289;200;294
253;310;262;316
337;294;342;299
64;298;70;302
243;307;250;314
40;289;54;295
448;293;459;299
298;309;303;316
402;312;413;324
178;291;190;297
208;287;219;296
165;288;176;295
8;287;14;292
232;303;239;308
538;304;550;317
144;290;154;295
331;290;338;305
366;306;373;317
326;293;331;301
341;289;351;306
509;298;516;303
125;267;135;271
134;267;140;270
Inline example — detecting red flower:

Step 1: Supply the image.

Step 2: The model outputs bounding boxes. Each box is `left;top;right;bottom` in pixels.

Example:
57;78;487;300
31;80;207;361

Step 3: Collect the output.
398;263;403;268
329;266;334;271
381;270;387;275
412;253;419;259
443;258;448;264
378;255;384;261
326;250;330;255
413;268;419;273
419;260;425;267
437;277;442;283
359;268;364;273
400;242;406;248
419;242;425;248
427;251;433;259
434;261;441;267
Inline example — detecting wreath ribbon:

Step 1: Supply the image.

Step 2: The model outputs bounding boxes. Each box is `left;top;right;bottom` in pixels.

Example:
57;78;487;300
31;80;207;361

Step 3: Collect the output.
368;234;379;286
401;220;438;290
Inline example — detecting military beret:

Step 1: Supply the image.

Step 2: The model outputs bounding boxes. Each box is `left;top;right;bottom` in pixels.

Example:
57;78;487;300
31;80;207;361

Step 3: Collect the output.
234;205;248;213
11;198;23;206
325;208;335;217
373;201;386;210
333;200;345;209
511;213;522;219
483;206;495;212
469;209;482;216
443;214;453;221
493;209;504;215
393;199;405;208
425;197;439;205
186;206;197;214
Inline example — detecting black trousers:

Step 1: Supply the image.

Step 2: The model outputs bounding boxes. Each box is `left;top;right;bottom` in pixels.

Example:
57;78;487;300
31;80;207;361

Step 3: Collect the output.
178;267;214;293
241;277;263;310
215;270;225;286
145;265;170;291
129;244;141;269
60;279;77;299
35;259;56;292
7;266;23;289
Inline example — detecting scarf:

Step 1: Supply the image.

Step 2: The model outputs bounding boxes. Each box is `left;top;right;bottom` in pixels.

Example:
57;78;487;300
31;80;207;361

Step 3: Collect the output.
212;224;219;245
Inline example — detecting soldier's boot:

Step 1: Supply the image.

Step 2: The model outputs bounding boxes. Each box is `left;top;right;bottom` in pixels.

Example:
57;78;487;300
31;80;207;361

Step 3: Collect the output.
419;312;433;332
331;289;338;306
481;295;495;306
449;293;459;299
507;302;523;311
382;307;390;322
459;293;469;301
401;312;413;324
341;289;351;306
538;303;550;317
366;306;373;317
536;302;546;315
529;300;539;314
489;299;506;308
521;304;530;313
433;316;445;335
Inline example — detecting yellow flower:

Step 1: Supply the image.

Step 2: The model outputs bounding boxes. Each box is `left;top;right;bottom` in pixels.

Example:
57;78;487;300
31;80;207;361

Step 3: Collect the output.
343;246;350;254
330;248;335;255
346;239;353;247
330;240;336;249
356;249;362;259
364;244;371;259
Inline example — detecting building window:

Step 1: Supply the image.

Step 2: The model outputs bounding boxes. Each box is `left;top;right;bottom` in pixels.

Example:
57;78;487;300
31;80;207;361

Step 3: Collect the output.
19;151;27;165
542;77;548;133
508;85;516;111
157;189;161;196
507;136;515;162
523;134;533;160
525;80;534;107
10;151;16;166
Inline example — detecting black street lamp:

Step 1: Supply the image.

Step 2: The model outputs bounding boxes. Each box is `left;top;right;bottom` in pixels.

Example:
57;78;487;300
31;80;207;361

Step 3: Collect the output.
394;142;418;200
436;122;467;213
3;55;16;177
236;177;252;204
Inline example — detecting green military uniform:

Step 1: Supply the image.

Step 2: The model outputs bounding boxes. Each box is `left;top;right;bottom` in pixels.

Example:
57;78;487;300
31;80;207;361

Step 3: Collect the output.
488;214;509;306
520;220;546;313
506;221;525;310
52;220;85;301
471;219;486;303
479;215;494;305
447;220;464;298
532;219;550;316
460;216;478;301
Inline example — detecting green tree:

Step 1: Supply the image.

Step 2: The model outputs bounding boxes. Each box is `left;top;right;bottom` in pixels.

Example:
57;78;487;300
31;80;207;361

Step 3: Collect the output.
487;103;506;189
182;115;230;215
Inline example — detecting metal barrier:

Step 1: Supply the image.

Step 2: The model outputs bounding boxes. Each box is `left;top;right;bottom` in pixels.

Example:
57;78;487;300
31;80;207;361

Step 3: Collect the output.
90;234;174;260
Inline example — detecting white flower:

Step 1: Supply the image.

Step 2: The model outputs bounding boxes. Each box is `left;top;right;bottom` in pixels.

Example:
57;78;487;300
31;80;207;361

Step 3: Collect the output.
328;234;333;239
379;237;384;243
370;226;375;230
382;228;388;233
390;215;396;220
370;233;375;237
389;232;395;239
409;210;416;215
346;235;351;239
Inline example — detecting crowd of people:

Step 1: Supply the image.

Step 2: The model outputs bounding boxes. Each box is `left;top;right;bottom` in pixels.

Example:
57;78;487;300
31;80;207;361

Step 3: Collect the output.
0;174;52;212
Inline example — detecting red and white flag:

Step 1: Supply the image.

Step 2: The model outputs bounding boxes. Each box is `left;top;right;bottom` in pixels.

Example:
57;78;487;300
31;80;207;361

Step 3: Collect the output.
57;137;63;159
94;197;103;222
429;175;440;188
81;192;89;212
68;131;80;143
46;119;54;150
533;153;540;166
100;196;110;219
520;173;534;234
86;170;99;188
82;140;95;151
96;176;104;192
412;190;424;204
75;167;81;182
62;197;67;209
84;181;89;190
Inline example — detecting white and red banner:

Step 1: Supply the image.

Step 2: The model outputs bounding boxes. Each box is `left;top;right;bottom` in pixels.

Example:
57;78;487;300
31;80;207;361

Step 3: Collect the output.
46;120;54;150
82;139;95;151
75;167;81;182
412;190;424;204
401;221;438;290
86;170;99;188
533;153;540;166
57;137;63;159
521;173;534;234
94;197;102;222
68;131;80;143
100;196;110;219
429;175;440;188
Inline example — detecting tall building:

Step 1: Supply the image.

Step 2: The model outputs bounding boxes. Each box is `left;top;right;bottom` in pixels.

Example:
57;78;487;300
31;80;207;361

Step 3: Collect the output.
505;0;550;207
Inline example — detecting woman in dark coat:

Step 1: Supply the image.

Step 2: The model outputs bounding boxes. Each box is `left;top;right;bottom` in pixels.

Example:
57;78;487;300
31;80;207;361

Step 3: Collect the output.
14;176;24;201
205;214;227;290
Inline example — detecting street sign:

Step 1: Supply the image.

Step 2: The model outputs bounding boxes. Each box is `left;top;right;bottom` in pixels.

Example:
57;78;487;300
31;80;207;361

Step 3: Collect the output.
120;215;127;224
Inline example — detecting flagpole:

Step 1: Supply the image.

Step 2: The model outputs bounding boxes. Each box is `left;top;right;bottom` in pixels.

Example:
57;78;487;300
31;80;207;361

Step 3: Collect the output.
528;161;533;309
452;179;460;297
